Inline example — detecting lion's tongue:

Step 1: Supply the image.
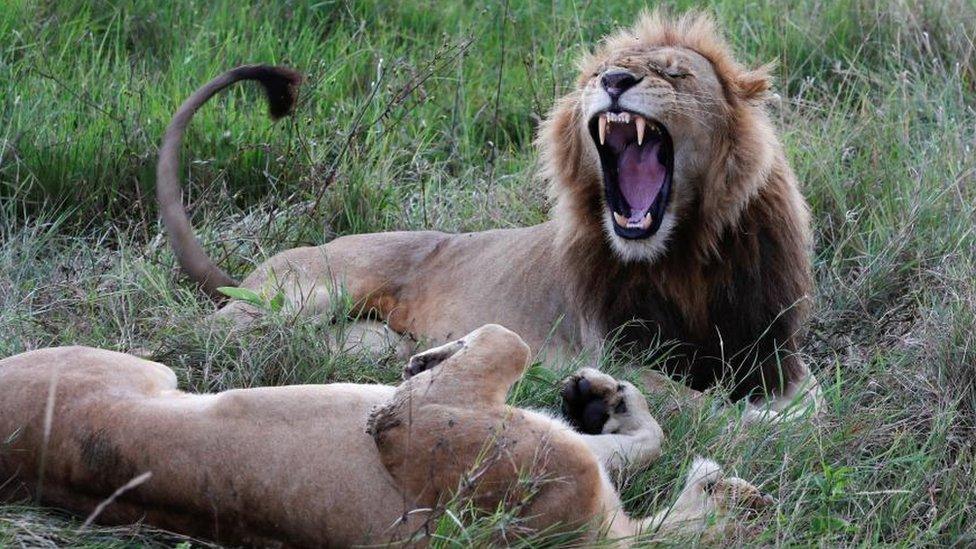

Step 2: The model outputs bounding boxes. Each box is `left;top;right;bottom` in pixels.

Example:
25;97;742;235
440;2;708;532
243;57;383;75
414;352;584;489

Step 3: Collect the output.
618;142;665;223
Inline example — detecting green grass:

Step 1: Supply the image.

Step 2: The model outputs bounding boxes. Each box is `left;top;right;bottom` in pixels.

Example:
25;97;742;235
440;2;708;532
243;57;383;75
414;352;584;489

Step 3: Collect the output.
2;0;976;546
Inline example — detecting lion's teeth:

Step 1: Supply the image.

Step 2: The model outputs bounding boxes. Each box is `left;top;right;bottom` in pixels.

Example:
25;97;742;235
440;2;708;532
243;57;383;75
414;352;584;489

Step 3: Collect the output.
598;114;607;145
619;212;653;230
635;115;646;146
613;212;628;227
640;212;653;230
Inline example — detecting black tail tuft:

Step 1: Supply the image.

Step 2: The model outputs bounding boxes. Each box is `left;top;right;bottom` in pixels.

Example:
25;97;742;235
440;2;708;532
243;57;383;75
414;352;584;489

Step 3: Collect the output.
242;65;303;120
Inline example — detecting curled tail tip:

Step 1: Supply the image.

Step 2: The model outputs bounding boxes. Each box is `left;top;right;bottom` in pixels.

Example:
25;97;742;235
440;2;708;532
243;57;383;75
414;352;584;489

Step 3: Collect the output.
242;64;303;120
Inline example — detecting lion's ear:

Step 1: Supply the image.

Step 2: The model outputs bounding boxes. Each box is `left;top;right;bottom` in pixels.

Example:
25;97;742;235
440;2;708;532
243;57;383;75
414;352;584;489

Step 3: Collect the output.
735;63;774;102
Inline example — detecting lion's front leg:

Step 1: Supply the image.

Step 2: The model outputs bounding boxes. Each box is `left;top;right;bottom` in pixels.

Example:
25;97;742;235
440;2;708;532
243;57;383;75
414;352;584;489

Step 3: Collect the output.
743;360;824;425
560;368;664;472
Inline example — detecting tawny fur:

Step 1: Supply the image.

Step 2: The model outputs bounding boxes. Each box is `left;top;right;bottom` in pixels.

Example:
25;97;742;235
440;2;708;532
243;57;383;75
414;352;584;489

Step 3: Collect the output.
0;325;768;546
157;10;819;414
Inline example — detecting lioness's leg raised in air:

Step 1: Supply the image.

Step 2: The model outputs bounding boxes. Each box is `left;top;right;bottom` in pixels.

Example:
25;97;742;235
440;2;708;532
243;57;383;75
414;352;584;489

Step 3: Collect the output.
387;324;532;407
403;340;666;473
561;368;663;471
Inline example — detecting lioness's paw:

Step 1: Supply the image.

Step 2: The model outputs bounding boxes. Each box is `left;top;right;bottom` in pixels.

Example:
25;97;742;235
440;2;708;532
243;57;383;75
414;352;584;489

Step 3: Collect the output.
709;476;776;514
403;339;465;379
561;368;639;434
687;458;774;513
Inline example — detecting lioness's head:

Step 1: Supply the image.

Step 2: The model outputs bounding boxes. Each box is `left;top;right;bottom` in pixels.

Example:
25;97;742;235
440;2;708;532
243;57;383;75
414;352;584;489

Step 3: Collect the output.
541;10;779;262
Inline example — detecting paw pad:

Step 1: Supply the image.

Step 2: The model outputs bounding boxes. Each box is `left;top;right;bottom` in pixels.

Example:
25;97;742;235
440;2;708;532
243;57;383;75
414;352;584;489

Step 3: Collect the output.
561;370;623;434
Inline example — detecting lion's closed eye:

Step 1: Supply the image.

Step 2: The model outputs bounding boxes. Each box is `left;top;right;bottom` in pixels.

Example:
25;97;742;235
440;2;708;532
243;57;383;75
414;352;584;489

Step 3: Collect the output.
651;64;691;79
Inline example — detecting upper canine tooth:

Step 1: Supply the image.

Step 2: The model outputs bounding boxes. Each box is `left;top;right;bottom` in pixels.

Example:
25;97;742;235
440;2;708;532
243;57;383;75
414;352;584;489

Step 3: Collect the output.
598;114;607;145
635;115;646;145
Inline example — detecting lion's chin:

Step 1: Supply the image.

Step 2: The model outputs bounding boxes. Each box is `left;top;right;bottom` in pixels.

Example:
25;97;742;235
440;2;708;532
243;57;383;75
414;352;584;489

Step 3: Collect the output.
588;110;674;241
602;209;677;263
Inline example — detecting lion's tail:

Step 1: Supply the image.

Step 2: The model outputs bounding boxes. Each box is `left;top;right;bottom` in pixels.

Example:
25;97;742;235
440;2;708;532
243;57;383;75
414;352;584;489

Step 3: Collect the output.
156;64;302;298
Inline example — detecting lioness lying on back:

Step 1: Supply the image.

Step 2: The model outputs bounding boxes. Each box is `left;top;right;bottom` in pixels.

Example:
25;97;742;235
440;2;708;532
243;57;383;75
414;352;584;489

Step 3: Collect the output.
0;325;770;546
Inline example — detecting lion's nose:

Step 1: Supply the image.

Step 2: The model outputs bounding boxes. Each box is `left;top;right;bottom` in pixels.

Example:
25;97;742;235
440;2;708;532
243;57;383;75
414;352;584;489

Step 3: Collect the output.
601;70;639;100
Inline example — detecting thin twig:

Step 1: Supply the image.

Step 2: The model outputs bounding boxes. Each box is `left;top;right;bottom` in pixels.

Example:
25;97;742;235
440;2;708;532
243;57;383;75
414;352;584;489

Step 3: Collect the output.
34;368;61;505
306;39;474;221
31;68;127;129
485;0;511;196
79;472;154;530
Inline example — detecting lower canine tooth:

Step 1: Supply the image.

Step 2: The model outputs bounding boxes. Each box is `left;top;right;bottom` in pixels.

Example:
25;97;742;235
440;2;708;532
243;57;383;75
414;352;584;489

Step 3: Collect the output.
613;212;628;227
640;212;653;230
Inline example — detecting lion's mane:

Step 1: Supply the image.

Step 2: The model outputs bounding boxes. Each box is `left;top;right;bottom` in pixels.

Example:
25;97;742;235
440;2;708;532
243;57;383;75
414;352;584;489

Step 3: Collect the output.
538;11;812;399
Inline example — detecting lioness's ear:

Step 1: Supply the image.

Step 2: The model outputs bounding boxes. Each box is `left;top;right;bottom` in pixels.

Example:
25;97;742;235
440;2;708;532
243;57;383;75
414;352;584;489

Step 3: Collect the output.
735;62;774;102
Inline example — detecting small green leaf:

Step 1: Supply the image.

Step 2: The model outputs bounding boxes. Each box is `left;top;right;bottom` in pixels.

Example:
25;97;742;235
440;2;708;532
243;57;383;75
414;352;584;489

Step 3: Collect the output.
269;292;285;313
217;286;265;307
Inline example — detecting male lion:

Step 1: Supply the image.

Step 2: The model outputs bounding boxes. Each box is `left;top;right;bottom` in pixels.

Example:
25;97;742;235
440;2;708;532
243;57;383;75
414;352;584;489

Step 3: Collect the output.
0;324;771;546
157;11;819;419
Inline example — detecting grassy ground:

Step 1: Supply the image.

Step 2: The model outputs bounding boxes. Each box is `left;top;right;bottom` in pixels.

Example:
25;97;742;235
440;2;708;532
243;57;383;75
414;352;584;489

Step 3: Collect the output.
2;0;976;546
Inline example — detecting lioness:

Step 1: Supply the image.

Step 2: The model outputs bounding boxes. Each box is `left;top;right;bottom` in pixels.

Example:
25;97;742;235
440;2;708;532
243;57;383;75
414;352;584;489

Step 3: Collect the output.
0;325;770;546
157;11;820;419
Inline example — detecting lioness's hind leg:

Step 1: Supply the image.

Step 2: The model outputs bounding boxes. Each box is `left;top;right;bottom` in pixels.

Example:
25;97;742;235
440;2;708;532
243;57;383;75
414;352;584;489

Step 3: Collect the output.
403;338;466;379
642;457;773;538
561;368;663;471
394;324;531;407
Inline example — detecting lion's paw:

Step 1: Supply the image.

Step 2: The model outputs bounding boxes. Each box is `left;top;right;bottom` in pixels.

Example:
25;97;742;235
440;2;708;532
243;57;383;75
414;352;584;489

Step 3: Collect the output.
561;368;643;435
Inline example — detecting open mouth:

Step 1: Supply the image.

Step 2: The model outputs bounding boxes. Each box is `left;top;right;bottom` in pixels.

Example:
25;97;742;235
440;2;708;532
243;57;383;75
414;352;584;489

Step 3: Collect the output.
588;110;673;240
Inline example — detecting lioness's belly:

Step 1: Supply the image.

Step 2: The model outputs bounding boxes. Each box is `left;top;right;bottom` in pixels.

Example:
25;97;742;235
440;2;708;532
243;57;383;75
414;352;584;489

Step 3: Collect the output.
0;347;412;547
